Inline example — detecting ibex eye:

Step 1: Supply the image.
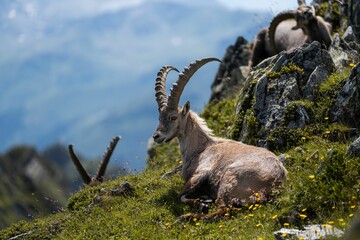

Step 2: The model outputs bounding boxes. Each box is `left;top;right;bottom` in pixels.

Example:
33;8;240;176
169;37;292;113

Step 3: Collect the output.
170;116;178;121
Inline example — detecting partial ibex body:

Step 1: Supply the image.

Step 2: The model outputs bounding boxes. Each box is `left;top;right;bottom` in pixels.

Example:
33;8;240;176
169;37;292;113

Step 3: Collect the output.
249;0;332;68
153;58;287;219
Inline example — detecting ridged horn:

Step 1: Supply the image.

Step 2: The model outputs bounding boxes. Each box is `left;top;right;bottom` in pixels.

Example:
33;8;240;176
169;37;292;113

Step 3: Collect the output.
155;66;179;111
268;10;296;53
68;144;92;185
167;57;221;110
95;136;121;182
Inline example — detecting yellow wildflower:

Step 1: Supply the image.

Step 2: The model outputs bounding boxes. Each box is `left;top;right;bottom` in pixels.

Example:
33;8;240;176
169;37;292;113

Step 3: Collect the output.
325;130;331;134
299;214;307;220
271;214;278;219
349;63;355;68
324;117;329;120
282;233;287;237
350;214;354;217
301;208;307;212
256;223;262;227
309;175;315;179
283;223;290;227
219;224;223;228
195;222;201;226
351;205;356;209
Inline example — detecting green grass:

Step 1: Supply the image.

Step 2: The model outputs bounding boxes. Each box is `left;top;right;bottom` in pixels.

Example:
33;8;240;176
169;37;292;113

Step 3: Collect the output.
1;68;360;239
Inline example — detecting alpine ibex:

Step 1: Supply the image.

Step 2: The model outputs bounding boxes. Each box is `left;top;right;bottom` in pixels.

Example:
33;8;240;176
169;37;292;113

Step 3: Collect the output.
68;136;121;186
153;58;287;220
249;0;332;68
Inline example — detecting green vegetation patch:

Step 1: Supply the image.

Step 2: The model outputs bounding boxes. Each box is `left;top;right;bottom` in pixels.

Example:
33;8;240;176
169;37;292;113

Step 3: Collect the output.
266;63;304;80
1;66;360;239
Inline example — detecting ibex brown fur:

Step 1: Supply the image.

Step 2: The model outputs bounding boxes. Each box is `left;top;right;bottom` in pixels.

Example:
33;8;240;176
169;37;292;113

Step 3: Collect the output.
153;58;287;220
249;0;332;68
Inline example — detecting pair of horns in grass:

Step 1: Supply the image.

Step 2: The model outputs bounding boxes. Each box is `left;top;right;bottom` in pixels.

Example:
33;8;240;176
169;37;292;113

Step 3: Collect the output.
68;136;121;186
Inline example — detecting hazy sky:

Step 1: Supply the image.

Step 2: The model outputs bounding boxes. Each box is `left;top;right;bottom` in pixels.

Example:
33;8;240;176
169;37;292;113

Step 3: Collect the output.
217;0;298;12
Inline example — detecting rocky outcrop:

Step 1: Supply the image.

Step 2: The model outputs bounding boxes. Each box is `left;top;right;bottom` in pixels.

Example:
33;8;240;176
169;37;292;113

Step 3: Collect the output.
209;36;251;103
216;23;360;150
229;41;335;148
330;62;360;128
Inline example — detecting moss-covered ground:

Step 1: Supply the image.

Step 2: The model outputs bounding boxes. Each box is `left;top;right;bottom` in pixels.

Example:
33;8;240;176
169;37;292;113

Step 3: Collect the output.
1;66;360;239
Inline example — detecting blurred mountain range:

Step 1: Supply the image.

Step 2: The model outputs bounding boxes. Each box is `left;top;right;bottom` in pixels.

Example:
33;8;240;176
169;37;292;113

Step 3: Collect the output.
0;0;271;171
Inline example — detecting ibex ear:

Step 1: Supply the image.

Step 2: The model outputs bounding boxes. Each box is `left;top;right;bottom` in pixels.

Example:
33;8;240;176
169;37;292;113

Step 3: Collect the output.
181;101;190;116
298;0;306;6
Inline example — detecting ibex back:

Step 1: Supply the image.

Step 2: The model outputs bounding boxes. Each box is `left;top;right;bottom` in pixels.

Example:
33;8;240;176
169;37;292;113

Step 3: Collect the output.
249;0;332;68
153;58;287;219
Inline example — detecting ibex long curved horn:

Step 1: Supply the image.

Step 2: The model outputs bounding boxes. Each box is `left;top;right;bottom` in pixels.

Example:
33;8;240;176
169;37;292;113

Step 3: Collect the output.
68;144;92;185
155;66;179;111
167;57;221;110
268;10;296;53
95;136;121;182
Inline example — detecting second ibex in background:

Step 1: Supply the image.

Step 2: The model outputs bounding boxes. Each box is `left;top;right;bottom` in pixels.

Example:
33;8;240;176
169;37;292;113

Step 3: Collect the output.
153;58;287;220
249;0;332;68
68;136;121;186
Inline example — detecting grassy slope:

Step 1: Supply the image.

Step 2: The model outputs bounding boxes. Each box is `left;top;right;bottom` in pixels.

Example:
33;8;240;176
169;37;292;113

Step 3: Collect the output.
1;67;360;239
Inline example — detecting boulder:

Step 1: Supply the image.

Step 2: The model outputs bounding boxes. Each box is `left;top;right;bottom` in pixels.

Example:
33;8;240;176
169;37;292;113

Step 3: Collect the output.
330;63;360;128
274;224;344;240
347;137;360;157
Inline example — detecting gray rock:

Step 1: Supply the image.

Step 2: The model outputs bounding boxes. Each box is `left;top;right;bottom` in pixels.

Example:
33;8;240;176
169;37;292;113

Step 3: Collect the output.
329;34;360;69
330;63;360;128
347;137;360;157
210;36;251;102
343;26;357;43
303;65;331;101
286;106;310;129
274;224;344;240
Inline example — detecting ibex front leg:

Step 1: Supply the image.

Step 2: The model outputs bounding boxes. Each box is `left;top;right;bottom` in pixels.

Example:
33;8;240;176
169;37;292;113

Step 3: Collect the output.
177;174;213;221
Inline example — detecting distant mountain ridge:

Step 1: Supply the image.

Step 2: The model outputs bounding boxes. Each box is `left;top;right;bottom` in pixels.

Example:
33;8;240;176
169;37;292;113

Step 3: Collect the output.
0;0;271;170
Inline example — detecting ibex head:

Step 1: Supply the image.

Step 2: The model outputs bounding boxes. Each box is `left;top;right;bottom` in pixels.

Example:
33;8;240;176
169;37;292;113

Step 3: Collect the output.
152;58;221;144
292;2;317;31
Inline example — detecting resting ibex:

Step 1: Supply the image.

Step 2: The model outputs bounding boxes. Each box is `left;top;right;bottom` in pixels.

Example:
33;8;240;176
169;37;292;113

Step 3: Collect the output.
68;136;121;186
249;0;332;68
153;58;287;220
